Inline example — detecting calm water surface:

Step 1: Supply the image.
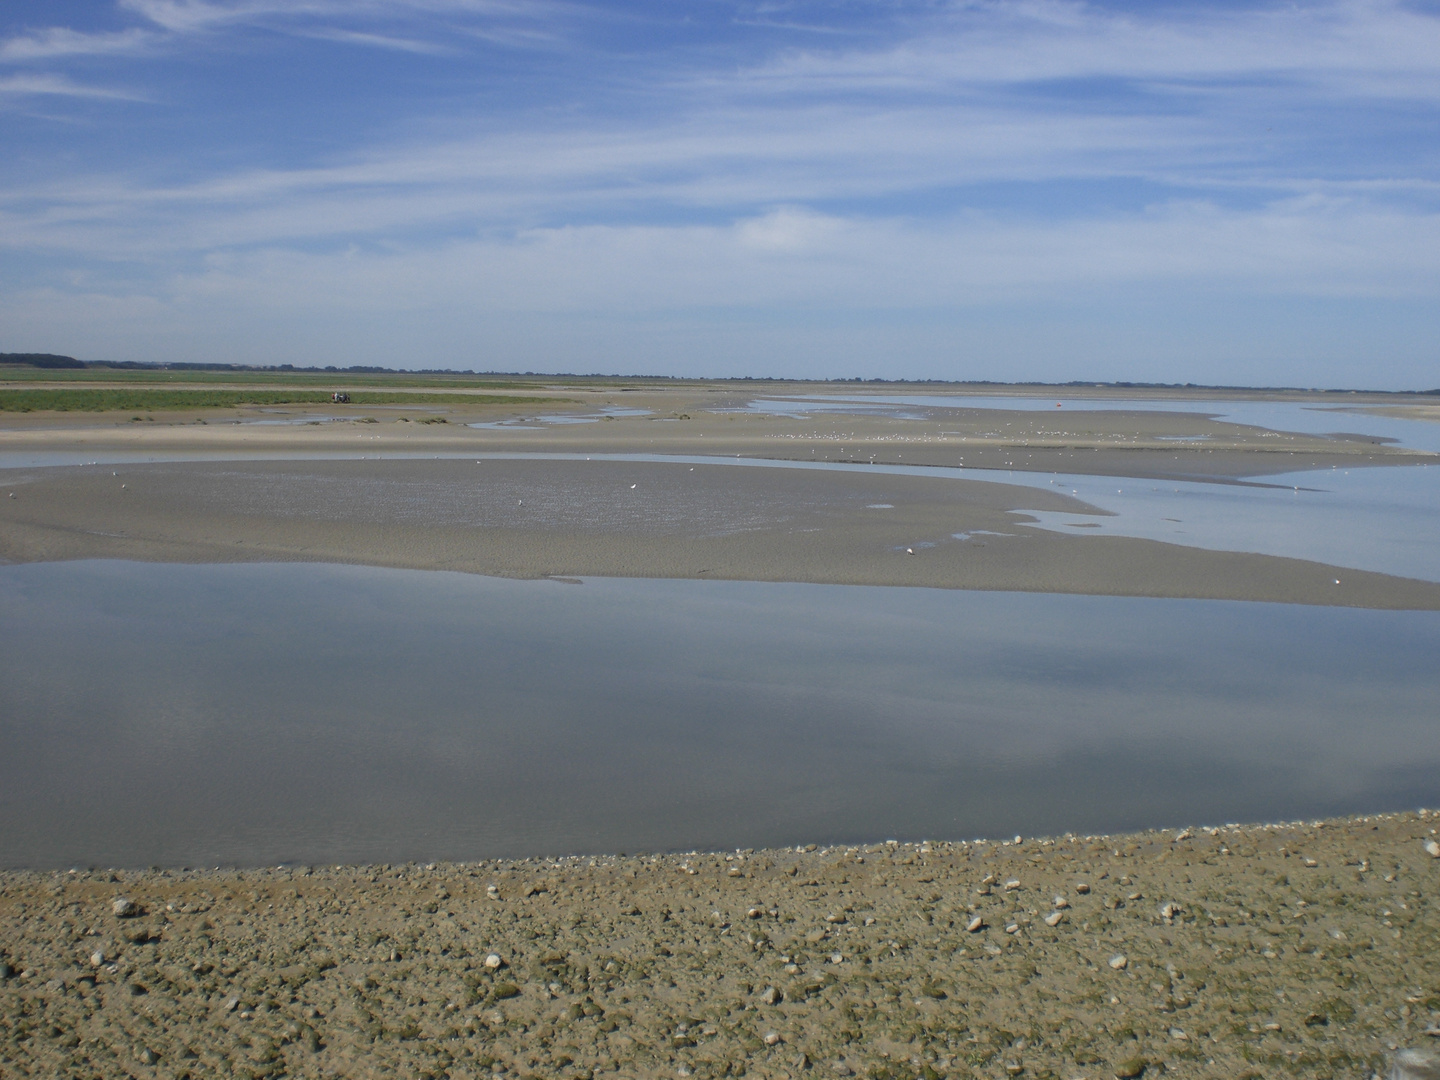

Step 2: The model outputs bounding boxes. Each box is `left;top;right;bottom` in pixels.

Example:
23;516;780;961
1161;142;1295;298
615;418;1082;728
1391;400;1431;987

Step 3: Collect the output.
3;561;1438;868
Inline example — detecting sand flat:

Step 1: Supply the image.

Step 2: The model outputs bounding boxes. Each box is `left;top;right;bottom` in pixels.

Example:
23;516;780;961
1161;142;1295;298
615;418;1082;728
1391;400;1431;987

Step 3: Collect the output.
3;383;1439;607
3;456;1438;608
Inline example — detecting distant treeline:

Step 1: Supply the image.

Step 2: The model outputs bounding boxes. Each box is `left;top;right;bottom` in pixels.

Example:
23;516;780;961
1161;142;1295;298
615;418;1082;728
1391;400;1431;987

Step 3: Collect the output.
0;388;556;412
0;353;85;369
1;353;1435;394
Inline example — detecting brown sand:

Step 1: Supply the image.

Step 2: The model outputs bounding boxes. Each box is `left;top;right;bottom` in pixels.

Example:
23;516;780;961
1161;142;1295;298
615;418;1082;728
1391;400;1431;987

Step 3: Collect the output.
2;456;1437;608
3;383;1440;608
0;384;1434;482
3;812;1438;1080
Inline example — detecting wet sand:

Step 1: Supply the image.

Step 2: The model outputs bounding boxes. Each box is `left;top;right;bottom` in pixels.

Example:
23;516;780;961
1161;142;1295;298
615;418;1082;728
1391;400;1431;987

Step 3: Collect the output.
1;383;1434;482
2;385;1438;608
3;812;1438;1080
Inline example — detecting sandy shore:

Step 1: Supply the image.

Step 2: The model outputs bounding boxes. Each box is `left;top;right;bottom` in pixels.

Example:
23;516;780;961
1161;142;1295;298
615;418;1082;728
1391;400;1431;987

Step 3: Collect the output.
3;812;1438;1080
2;385;1438;608
1;384;1434;482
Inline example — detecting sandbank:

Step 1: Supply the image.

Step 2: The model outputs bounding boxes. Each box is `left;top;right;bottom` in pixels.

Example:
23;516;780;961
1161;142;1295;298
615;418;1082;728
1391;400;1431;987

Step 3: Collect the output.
2;384;1438;608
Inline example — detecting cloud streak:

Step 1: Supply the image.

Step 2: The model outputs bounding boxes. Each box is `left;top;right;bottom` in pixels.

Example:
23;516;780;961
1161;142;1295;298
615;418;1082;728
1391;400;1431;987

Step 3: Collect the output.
2;0;1438;382
0;73;149;100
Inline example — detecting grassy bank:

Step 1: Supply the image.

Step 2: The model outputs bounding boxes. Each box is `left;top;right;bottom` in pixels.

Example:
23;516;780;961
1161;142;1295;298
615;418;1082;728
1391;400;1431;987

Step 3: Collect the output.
0;389;558;412
0;367;548;389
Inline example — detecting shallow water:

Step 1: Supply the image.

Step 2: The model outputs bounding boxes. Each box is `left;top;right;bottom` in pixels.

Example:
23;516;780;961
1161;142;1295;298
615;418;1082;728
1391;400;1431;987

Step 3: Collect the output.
467;406;651;429
998;463;1440;582
2;561;1437;869
734;395;1440;453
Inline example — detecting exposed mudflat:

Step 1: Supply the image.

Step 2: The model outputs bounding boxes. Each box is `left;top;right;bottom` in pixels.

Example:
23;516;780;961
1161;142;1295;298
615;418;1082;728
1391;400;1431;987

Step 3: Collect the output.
3;813;1439;1080
3;455;1438;609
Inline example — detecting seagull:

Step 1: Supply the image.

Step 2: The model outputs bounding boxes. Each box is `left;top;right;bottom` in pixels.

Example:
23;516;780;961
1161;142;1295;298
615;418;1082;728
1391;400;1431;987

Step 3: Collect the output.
630;484;637;489
906;548;914;555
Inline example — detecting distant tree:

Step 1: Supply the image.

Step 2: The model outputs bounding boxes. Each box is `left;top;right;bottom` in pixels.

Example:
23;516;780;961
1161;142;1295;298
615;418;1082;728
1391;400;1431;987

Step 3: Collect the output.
0;353;84;369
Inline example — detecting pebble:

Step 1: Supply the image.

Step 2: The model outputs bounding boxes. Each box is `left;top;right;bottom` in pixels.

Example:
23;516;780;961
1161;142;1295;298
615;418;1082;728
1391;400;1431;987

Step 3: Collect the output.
484;952;505;969
830;952;843;965
1109;954;1129;970
1052;896;1069;909
965;916;985;933
1044;911;1065;927
89;950;105;967
763;1031;782;1046
1392;1047;1440;1080
1424;839;1440;859
760;986;782;1005
1075;882;1091;894
111;897;138;918
1003;879;1021;891
1159;901;1181;920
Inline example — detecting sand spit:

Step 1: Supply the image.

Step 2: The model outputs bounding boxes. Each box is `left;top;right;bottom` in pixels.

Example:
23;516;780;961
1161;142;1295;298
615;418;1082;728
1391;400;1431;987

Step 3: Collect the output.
3;457;1439;608
3;813;1439;1080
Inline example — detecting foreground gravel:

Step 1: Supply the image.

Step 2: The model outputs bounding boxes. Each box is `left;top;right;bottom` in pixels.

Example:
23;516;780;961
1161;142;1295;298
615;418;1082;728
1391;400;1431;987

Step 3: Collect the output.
4;812;1439;1080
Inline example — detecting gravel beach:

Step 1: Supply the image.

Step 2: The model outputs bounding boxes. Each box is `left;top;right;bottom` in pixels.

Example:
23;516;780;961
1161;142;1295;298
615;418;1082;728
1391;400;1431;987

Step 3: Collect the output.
4;812;1439;1080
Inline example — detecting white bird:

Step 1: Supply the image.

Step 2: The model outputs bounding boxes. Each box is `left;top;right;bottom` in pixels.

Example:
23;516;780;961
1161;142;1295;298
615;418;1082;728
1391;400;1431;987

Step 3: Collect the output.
630;484;637;489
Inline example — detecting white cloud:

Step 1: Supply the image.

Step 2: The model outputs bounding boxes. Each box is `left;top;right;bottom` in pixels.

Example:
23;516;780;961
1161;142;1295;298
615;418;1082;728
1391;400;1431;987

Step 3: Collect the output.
296;28;460;55
0;27;155;62
740;0;1440;99
114;0;575;41
0;73;149;100
2;0;1437;383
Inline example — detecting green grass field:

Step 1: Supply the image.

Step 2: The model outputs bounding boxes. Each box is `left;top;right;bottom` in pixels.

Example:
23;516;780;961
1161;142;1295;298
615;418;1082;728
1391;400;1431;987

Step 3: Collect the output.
0;367;545;388
0;388;558;412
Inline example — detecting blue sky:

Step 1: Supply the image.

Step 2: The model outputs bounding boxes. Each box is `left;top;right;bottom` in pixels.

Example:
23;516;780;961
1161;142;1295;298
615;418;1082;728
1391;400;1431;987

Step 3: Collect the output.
2;1;1438;386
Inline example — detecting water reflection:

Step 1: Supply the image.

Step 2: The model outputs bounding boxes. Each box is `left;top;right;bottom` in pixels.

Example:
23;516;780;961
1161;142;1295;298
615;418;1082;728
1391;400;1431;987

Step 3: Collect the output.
733;395;1440;453
3;562;1437;868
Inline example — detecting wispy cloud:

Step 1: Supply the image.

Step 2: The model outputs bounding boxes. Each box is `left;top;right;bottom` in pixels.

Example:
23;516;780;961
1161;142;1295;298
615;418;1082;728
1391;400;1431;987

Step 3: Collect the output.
297;28;459;55
2;0;1438;381
0;26;155;62
736;0;1440;99
115;0;577;41
0;73;150;101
